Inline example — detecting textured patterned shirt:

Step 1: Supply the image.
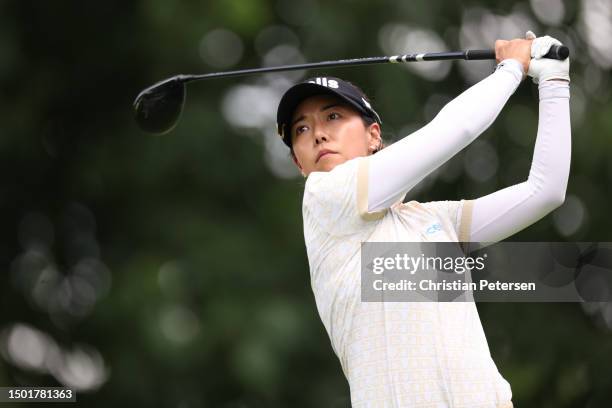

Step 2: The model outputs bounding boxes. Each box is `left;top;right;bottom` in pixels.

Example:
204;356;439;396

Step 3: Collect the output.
302;157;512;408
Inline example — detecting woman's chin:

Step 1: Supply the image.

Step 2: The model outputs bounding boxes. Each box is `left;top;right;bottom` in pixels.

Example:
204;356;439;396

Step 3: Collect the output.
317;155;345;172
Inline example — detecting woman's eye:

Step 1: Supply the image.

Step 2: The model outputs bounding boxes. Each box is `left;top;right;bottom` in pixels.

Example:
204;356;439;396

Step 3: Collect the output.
295;125;307;135
328;112;340;120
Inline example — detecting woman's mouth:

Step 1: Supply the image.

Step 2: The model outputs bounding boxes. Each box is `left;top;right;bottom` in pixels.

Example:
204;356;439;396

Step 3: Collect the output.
316;149;337;163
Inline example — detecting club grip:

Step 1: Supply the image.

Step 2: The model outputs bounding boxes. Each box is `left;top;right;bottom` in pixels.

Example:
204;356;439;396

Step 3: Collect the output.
544;44;570;60
466;45;570;61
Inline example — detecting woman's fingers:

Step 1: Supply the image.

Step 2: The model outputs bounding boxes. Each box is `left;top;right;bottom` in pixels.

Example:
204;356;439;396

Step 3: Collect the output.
495;38;532;74
494;40;509;63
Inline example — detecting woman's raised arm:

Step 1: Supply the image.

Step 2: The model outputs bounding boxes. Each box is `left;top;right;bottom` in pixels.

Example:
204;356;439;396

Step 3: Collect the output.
468;79;570;244
367;58;525;212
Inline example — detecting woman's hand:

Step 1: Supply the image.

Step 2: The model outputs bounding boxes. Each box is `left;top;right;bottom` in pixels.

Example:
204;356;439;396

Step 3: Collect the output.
495;38;533;75
526;31;570;84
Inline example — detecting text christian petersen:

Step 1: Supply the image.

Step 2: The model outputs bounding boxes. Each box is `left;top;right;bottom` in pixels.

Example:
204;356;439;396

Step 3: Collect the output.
370;253;536;292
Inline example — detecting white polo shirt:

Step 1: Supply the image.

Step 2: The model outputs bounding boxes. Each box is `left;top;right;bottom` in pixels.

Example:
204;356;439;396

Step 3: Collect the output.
302;157;512;408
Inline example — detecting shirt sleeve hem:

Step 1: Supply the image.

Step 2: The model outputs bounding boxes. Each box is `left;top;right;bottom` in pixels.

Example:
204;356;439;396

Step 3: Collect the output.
357;158;387;221
459;199;474;242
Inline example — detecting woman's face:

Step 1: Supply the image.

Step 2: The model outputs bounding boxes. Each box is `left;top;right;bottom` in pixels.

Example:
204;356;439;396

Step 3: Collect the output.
290;94;381;176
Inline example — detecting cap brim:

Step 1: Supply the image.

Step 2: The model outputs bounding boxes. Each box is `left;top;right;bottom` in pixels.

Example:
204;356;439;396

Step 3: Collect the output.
276;83;370;147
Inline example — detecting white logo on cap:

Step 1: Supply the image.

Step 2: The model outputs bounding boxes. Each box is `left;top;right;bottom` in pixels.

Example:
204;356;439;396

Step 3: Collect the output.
361;97;371;109
308;77;339;89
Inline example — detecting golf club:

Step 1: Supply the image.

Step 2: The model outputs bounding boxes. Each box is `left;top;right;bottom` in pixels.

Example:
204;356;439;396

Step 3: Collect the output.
134;45;569;134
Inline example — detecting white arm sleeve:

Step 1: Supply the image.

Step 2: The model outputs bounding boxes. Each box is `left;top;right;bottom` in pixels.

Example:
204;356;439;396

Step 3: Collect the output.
468;80;571;243
367;59;524;213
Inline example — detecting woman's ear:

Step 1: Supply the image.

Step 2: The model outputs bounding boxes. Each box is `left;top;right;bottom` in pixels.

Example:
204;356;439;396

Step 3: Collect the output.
367;123;382;153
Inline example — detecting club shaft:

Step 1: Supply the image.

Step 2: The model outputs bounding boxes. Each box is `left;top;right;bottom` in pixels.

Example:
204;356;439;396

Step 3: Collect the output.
179;45;568;83
180;53;471;83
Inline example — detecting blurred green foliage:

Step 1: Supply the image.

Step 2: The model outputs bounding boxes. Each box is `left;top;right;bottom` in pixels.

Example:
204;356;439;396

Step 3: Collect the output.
1;0;611;407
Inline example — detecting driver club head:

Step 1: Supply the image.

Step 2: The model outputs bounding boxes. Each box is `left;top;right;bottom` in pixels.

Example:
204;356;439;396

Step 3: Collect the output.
133;76;186;134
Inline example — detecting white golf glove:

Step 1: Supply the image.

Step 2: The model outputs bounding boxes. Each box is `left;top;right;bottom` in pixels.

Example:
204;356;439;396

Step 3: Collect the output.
526;30;570;84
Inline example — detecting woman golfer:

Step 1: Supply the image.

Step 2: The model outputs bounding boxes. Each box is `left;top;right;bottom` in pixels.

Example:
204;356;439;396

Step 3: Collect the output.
276;32;570;408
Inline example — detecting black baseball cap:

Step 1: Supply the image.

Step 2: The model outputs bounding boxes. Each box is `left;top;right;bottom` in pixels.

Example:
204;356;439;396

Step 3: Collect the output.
276;76;382;148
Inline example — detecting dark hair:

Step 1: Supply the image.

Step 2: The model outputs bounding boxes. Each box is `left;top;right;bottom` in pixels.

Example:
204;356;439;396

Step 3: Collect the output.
348;80;385;152
361;115;385;154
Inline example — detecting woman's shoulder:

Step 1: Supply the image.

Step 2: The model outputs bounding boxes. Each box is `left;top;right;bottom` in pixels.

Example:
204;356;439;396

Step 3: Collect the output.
305;157;360;182
398;199;466;210
303;158;362;198
392;200;466;222
393;200;430;211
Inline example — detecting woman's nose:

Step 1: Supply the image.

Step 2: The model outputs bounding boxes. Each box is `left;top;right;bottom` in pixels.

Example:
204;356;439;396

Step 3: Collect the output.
314;128;328;144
